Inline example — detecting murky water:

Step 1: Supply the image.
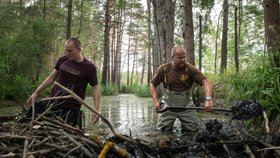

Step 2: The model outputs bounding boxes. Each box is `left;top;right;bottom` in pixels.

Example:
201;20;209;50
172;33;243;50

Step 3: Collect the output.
0;94;231;140
82;94;231;140
83;94;158;136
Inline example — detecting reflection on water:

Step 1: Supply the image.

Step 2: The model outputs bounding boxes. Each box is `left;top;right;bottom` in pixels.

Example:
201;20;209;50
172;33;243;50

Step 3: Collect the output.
84;94;158;135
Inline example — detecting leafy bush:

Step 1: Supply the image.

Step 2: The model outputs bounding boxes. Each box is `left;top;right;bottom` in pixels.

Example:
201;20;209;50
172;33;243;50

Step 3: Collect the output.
120;84;134;94
100;84;119;96
135;84;150;97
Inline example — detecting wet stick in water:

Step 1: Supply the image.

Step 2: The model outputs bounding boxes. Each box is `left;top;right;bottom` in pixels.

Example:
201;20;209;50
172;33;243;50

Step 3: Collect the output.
54;82;138;145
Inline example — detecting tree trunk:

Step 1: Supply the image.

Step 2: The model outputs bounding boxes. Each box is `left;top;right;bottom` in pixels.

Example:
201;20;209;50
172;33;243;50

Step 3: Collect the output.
111;22;116;85
101;0;110;86
117;9;126;89
43;0;46;20
263;0;280;67
238;0;243;70
152;0;160;74
184;0;195;65
215;11;222;74
234;5;239;73
66;0;72;40
147;0;152;82
114;8;125;87
77;0;84;38
127;35;131;86
220;0;228;74
164;0;175;62
198;15;202;70
130;41;138;86
153;0;165;65
141;48;146;84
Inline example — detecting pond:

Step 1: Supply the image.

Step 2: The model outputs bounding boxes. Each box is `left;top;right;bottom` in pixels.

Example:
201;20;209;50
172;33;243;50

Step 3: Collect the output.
83;94;158;136
0;94;230;140
82;94;230;140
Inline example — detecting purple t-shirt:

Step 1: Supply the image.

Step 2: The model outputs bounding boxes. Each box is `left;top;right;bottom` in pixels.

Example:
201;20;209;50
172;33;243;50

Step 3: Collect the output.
50;56;98;110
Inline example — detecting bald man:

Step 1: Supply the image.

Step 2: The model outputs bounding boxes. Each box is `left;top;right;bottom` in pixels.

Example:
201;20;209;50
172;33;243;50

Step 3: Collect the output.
150;46;213;133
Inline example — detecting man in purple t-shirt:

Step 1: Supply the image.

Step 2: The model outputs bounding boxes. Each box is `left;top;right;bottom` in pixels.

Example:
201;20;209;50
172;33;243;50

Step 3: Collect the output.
26;38;100;127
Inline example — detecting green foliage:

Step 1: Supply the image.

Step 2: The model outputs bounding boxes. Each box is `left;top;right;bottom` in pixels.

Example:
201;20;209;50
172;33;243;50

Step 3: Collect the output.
120;84;150;97
134;84;151;97
120;84;134;94
100;85;119;96
0;2;55;100
0;74;40;100
218;56;280;117
194;0;215;10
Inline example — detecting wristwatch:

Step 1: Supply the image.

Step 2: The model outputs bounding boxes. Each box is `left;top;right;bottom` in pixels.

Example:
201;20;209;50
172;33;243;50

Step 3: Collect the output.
206;96;212;101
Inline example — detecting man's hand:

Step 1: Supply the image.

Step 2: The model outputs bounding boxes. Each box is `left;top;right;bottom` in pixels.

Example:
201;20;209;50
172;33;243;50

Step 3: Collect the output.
205;100;214;112
25;93;38;108
155;101;160;113
92;113;100;124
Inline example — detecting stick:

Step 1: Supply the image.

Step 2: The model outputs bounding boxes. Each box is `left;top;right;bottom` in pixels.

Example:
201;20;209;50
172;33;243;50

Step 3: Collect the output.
54;82;138;144
62;130;94;158
22;138;29;158
257;146;280;152
262;111;270;133
41;116;84;135
40;95;72;101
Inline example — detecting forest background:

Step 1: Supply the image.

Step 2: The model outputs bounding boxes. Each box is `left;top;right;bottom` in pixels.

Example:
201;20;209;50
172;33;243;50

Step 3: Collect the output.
0;0;280;133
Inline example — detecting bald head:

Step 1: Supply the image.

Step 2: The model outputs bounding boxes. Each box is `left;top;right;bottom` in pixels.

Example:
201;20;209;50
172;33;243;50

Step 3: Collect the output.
171;46;186;57
171;46;186;69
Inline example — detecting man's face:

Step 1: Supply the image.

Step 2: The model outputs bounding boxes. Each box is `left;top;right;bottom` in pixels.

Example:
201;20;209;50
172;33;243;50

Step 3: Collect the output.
65;41;80;61
172;49;186;69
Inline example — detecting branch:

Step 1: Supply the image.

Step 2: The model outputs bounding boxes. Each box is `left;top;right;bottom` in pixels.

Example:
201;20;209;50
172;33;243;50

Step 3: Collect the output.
54;82;138;144
40;95;72;101
262;111;270;133
257;146;280;152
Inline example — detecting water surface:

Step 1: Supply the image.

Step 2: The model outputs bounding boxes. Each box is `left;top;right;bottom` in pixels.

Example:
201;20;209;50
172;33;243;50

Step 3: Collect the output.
84;94;158;137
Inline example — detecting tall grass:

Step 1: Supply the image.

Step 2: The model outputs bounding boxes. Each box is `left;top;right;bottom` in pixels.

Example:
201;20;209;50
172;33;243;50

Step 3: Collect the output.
120;84;151;97
216;56;280;133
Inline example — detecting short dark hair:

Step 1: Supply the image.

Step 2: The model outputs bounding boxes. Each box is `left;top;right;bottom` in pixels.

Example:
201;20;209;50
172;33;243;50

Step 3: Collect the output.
66;37;82;49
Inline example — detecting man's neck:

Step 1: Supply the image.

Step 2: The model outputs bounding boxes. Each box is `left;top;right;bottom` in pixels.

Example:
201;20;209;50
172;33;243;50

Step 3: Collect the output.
171;62;184;70
74;54;84;62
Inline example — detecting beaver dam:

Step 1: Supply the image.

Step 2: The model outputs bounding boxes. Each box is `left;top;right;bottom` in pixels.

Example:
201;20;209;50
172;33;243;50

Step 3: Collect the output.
1;99;280;158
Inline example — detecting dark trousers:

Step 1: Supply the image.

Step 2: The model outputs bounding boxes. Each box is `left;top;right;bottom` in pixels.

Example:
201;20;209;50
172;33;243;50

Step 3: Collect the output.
25;100;83;128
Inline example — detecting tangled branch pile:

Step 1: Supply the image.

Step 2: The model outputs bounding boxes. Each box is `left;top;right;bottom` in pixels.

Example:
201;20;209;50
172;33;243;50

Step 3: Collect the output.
0;115;158;158
1;115;280;158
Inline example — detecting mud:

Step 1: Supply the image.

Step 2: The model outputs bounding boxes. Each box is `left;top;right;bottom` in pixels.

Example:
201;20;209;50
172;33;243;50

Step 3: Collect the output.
231;99;263;120
90;119;278;158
